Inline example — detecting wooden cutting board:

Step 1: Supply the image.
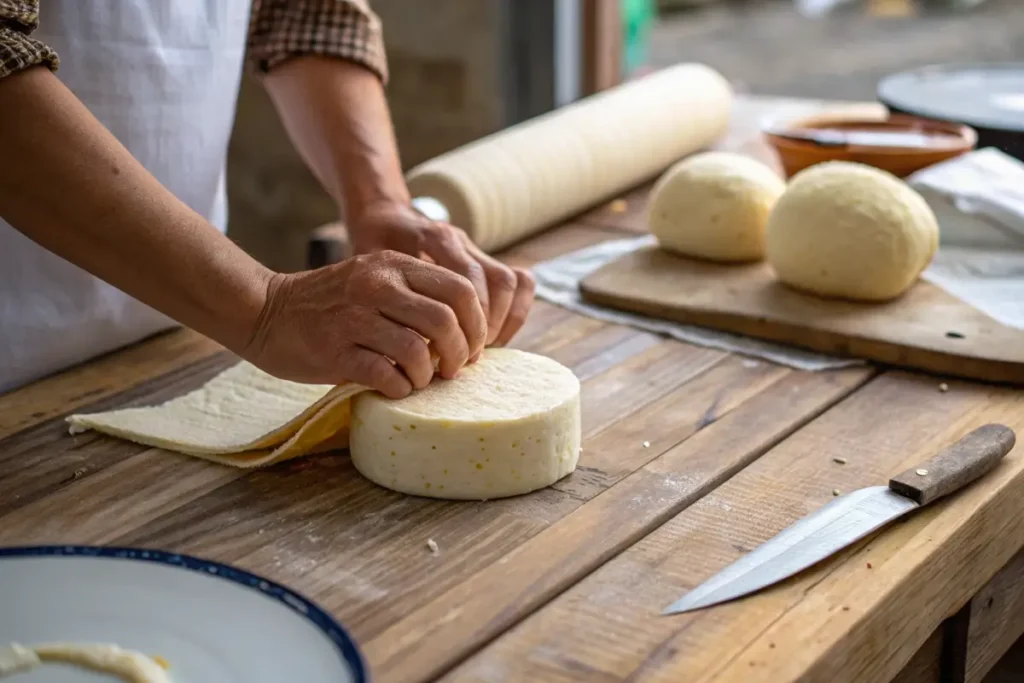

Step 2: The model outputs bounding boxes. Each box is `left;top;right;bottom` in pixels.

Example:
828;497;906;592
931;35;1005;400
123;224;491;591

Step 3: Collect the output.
579;245;1024;384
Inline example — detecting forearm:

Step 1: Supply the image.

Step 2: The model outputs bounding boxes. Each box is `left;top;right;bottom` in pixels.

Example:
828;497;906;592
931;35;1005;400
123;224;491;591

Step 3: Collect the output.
263;56;409;222
0;67;272;354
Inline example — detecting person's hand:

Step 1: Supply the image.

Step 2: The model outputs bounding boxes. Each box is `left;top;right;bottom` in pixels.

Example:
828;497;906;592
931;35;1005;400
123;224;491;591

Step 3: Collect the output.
348;201;536;352
243;250;487;398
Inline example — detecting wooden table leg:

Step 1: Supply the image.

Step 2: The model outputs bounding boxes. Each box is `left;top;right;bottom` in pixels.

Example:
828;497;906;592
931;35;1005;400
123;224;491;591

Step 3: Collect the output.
895;546;1024;683
965;547;1024;682
942;602;971;683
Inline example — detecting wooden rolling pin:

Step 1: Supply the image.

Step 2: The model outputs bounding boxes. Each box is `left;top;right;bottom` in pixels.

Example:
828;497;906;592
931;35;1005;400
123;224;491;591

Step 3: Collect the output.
406;62;734;252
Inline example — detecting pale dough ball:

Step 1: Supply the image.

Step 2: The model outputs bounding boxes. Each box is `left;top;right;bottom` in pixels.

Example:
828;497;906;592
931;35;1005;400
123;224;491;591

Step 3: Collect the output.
765;161;939;302
648;151;786;262
349;349;581;500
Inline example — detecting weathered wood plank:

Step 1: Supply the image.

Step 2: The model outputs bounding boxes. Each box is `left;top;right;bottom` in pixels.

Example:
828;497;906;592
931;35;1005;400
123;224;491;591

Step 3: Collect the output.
0;352;234;519
503;300;575;347
517;315;609;358
443;372;1024;683
0;329;222;440
0;447;244;546
578;341;724;438
554;356;789;500
498;222;630;268
966;547;1024;683
547;326;662;382
576;185;652;234
365;365;873;683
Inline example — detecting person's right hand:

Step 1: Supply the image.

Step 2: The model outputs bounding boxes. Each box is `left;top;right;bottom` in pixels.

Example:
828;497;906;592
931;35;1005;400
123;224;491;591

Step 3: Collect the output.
243;250;487;399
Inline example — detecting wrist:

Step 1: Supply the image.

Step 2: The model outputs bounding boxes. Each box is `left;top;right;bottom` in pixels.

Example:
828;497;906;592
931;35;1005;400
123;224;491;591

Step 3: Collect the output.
236;262;277;355
239;267;286;364
204;256;276;357
343;187;411;229
345;196;418;237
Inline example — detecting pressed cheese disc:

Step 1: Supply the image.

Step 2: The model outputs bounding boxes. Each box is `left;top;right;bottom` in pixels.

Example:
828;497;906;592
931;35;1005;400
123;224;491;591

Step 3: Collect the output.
765;161;939;301
349;348;581;500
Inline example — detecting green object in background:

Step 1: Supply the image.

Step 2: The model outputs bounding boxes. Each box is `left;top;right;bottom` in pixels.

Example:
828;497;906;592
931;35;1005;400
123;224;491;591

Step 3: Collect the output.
622;0;656;76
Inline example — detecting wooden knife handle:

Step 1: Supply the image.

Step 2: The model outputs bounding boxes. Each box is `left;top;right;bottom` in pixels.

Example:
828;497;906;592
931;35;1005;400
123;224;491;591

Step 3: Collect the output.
889;424;1016;506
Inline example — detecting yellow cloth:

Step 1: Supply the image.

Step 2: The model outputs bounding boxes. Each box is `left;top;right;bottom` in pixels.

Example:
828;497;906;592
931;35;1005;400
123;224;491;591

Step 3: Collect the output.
67;362;369;468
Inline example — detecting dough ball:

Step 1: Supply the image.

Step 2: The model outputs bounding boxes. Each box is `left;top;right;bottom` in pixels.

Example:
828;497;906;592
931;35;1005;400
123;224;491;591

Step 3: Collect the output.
349;349;581;500
648;151;786;262
765;161;939;302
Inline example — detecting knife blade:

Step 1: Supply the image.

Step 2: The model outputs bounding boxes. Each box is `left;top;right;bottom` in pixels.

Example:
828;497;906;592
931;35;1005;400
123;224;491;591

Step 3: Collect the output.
663;423;1015;615
763;126;943;149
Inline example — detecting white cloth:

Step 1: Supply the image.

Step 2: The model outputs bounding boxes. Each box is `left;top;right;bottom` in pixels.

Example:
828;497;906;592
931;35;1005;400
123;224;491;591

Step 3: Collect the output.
914;148;1024;329
532;236;862;371
0;0;251;394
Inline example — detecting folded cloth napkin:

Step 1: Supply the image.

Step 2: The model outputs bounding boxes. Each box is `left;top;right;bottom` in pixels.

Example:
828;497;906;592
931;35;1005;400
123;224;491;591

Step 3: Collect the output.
914;147;1024;329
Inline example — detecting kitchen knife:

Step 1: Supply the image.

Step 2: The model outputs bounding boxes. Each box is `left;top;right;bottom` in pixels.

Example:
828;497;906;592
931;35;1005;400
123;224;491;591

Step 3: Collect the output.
663;423;1016;615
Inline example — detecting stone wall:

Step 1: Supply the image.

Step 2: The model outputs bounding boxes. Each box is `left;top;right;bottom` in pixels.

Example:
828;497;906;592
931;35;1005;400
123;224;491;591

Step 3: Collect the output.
225;0;506;272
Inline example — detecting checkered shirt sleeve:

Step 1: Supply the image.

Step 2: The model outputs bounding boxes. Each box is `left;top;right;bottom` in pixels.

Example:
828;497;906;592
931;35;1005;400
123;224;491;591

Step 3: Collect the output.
248;0;388;83
0;0;59;80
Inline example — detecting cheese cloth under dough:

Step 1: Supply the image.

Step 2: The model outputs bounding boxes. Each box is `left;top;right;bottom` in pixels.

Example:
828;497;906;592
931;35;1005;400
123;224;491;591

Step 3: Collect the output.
66;361;371;468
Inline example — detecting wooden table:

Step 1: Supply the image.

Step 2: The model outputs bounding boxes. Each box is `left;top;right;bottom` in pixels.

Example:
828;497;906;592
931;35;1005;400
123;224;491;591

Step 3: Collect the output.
3;94;1024;683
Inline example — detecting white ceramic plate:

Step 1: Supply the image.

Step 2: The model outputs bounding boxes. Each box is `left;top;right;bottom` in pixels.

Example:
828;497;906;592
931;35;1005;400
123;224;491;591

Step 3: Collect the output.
0;546;366;682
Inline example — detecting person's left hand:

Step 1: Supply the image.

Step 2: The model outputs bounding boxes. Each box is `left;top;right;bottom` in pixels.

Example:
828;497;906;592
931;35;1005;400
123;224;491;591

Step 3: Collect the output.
347;200;535;353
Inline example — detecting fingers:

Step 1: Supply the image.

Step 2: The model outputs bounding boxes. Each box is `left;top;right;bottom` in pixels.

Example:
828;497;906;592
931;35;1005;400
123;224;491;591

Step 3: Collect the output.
379;290;465;379
493;268;536;346
469;246;518;346
350;316;435;390
420;224;491;323
342;346;413;399
385;261;486;378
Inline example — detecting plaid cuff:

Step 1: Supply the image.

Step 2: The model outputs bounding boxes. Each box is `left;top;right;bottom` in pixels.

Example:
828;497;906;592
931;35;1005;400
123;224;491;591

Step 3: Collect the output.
248;0;388;84
0;25;59;80
0;0;39;31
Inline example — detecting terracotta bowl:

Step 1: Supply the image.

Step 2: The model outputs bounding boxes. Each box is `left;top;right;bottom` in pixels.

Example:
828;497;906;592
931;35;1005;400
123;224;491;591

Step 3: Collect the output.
762;112;977;179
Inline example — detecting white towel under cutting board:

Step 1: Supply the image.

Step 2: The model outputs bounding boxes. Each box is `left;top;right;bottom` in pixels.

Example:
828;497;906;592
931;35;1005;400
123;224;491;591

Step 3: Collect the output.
914;148;1024;330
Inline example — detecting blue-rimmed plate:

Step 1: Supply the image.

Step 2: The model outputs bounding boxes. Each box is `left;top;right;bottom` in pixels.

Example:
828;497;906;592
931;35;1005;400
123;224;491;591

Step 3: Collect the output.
0;546;367;682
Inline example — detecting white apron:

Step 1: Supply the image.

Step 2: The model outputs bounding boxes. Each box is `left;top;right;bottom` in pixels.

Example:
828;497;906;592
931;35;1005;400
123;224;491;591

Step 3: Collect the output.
0;0;251;394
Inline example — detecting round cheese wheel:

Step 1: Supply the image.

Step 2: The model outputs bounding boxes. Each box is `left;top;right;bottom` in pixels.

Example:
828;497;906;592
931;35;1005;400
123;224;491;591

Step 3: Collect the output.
349;349;581;500
648;152;786;262
765;161;939;302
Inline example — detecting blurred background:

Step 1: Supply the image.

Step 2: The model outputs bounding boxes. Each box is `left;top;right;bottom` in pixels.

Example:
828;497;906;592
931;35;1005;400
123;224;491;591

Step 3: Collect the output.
225;0;1022;270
